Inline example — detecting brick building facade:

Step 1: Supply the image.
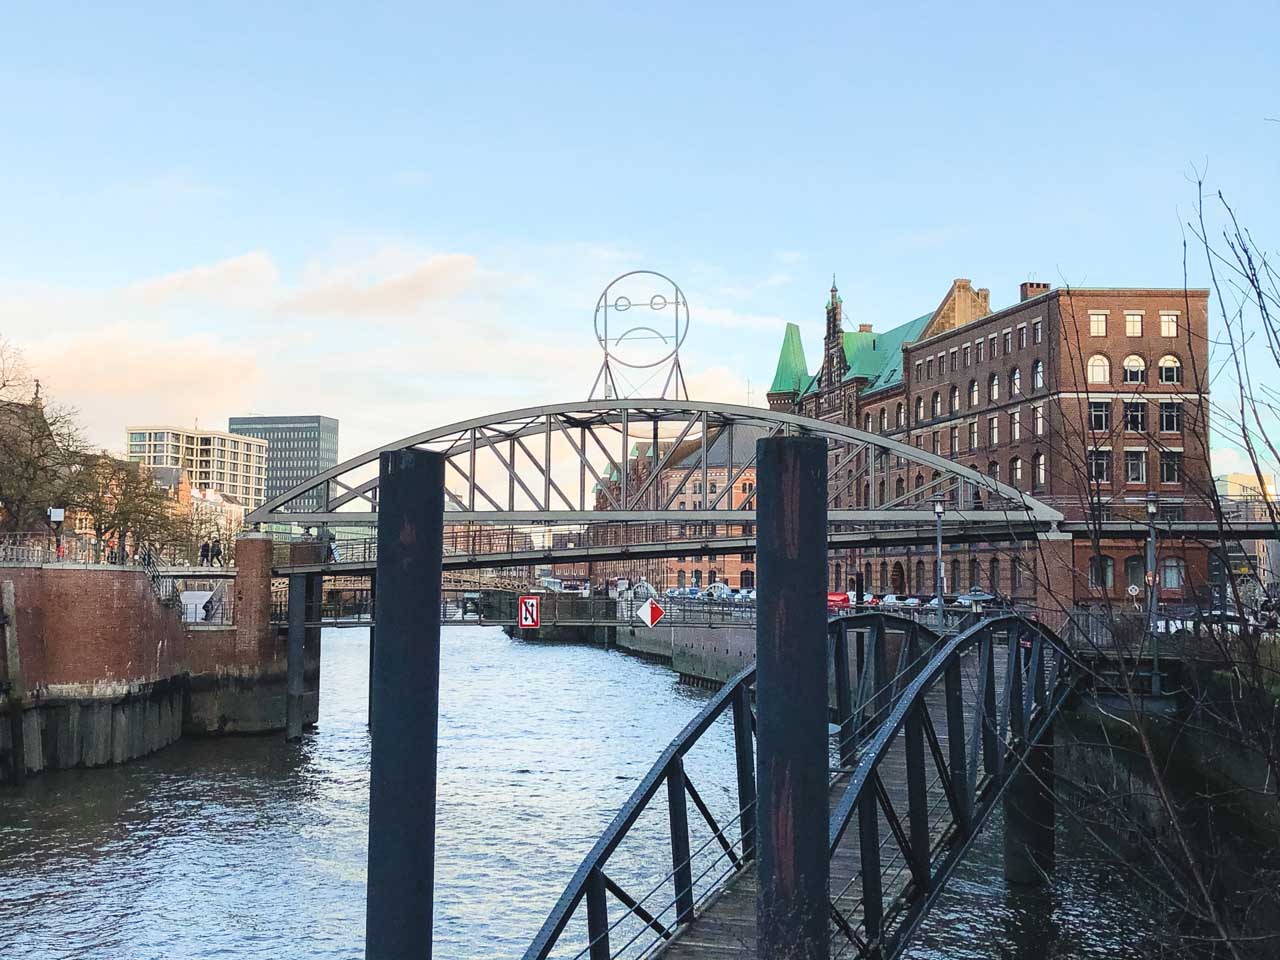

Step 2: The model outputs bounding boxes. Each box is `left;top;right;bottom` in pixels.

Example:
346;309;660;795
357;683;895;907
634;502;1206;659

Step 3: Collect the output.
768;278;1212;607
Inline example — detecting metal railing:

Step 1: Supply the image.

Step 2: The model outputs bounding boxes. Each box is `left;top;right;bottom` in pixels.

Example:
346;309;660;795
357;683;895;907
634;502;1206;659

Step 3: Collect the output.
520;611;949;960
181;597;236;625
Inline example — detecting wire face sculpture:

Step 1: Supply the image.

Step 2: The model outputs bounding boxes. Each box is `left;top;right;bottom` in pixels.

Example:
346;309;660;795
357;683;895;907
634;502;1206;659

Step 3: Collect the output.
590;270;690;400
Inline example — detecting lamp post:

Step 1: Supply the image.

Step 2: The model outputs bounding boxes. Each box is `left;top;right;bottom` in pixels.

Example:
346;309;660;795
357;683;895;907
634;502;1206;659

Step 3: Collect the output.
1146;491;1161;695
931;495;945;630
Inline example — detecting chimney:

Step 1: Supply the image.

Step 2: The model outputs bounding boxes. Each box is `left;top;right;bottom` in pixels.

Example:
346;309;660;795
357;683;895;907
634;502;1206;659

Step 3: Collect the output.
1020;281;1050;301
858;323;873;333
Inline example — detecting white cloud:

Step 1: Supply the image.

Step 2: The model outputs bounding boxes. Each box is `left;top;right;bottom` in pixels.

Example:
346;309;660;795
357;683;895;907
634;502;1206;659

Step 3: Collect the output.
129;251;280;307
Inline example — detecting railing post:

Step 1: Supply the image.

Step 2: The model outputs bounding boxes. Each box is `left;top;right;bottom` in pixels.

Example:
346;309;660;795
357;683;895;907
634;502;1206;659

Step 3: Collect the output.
944;654;971;829
834;622;855;769
755;435;829;960
366;450;444;960
367;569;376;730
286;573;305;742
904;701;931;889
732;682;757;862
2;582;26;785
858;781;883;946
585;866;611;960
667;754;696;924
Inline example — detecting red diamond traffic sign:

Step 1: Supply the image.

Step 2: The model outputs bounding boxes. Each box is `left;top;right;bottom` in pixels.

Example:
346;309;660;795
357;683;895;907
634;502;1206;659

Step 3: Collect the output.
638;597;666;629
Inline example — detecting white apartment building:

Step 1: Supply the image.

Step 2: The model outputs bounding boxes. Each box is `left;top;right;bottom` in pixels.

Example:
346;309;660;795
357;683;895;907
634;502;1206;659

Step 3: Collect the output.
125;425;268;508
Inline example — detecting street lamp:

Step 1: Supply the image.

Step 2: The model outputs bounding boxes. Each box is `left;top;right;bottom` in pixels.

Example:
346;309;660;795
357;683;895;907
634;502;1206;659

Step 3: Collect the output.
931;495;946;630
1146;491;1161;695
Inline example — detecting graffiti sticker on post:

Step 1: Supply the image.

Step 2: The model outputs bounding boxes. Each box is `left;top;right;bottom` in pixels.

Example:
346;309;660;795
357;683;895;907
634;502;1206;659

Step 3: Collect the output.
518;595;540;629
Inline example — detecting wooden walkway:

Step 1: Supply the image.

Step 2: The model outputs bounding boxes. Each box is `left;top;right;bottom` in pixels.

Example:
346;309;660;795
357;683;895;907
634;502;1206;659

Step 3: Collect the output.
655;647;999;960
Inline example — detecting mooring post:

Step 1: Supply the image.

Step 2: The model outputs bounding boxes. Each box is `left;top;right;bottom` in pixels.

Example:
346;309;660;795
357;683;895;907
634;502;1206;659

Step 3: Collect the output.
286;573;305;742
367;569;376;730
2;581;26;785
366;449;444;960
756;435;829;960
1004;631;1055;884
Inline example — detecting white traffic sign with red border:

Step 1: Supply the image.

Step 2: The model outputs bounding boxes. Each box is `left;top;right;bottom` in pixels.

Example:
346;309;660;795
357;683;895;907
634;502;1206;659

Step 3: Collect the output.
518;595;540;629
637;597;666;629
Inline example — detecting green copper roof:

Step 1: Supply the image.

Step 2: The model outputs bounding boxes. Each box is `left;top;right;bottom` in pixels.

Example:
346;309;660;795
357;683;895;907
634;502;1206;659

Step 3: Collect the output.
789;310;935;399
768;322;810;394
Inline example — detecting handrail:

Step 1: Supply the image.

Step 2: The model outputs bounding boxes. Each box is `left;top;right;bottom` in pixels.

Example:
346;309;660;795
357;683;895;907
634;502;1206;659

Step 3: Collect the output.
522;663;756;960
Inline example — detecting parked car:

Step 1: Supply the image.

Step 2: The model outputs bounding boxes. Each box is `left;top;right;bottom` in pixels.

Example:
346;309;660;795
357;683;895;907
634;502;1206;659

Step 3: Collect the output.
879;594;902;607
900;596;921;608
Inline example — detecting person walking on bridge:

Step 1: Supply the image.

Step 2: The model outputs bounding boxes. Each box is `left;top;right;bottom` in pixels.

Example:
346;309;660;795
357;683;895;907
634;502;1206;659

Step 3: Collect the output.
199;540;210;566
210;538;224;567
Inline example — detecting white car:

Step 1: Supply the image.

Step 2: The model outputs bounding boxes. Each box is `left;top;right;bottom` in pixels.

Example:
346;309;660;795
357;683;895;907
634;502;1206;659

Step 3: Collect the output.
900;596;922;607
880;594;902;607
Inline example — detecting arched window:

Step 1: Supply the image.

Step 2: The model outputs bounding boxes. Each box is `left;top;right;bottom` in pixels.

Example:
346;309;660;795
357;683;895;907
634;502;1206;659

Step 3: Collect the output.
931;391;942;418
1123;355;1146;384
1032;359;1044;390
1033;452;1046;489
968;380;979;407
950;558;960;594
877;479;885;503
677;569;686;589
915;396;925;422
1158;355;1183;384
895;403;905;427
1087;354;1111;384
692;569;703;587
879;408;888;432
969;557;980;590
987;460;1000;481
1161;556;1186;589
989;557;1001;592
989;373;1000;402
914;559;925;591
915;472;925;490
1010;367;1021;395
863;562;872;590
740;569;755;589
709;569;718;584
1010;456;1023;486
1011;557;1024;591
1124;555;1145;590
1088;555;1114;589
895;477;906;497
950;386;960;412
879;561;889;590
864;413;872;432
832;562;841;589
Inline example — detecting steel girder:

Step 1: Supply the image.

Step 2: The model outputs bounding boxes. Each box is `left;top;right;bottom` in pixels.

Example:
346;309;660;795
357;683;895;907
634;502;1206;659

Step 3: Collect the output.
245;400;1063;532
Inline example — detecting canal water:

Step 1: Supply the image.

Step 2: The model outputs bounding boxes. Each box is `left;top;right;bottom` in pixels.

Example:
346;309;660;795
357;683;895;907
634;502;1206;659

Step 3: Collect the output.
1;626;1167;959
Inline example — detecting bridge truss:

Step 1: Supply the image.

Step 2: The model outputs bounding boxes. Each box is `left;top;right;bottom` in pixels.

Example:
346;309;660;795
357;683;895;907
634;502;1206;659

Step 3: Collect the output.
520;610;1077;960
247;400;1062;550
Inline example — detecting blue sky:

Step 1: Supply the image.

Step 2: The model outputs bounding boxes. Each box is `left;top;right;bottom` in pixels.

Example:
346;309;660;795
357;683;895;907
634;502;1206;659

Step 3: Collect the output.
1;2;1276;464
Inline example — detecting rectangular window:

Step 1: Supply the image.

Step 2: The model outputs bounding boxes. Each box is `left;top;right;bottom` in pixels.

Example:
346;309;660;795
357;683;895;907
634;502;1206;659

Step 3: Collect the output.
1033;405;1045;436
1160;451;1183;483
1158;504;1185;522
1089;311;1108;336
926;358;934;378
1160;312;1178;338
931;430;940;454
989;334;997;359
1123;401;1147;432
963;345;971;367
975;341;984;364
1017;325;1027;349
950;350;958;372
1125;311;1143;337
988;416;999;446
1089;401;1110;432
1002;331;1012;354
915;361;923;381
949;425;959;452
1011;409;1022;441
1160;402;1183;433
1088;451;1112;482
1033;319;1043;344
968;421;979;449
1125;451;1147;483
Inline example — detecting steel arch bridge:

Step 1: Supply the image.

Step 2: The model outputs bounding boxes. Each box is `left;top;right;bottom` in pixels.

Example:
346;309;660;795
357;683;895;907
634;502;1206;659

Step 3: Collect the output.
246;400;1062;545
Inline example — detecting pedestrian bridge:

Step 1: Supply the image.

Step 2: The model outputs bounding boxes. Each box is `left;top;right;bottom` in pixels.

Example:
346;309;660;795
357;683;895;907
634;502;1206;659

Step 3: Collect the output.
521;610;1075;960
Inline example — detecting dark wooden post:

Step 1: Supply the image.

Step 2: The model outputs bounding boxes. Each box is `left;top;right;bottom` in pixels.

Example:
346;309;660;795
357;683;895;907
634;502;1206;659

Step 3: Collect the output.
367;569;376;730
286;573;305;742
365;450;444;960
756;435;829;960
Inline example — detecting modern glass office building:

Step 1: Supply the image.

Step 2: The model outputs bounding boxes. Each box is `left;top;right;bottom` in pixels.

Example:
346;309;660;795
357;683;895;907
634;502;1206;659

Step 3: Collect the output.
228;415;339;513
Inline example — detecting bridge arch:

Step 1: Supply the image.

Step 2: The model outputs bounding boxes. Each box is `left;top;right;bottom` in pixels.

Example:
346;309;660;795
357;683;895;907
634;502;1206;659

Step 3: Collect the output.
246;400;1062;535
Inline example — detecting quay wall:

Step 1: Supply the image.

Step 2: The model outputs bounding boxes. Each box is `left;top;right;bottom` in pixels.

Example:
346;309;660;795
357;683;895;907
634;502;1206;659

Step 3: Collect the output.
1;533;301;781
